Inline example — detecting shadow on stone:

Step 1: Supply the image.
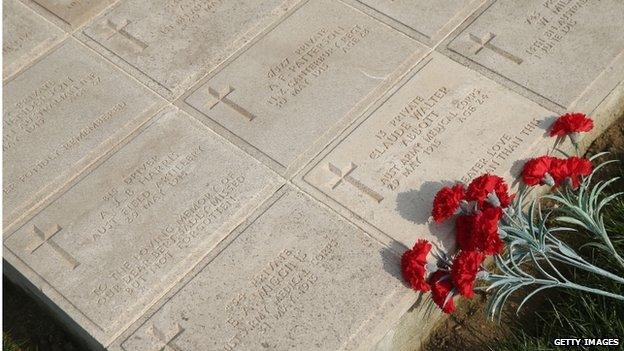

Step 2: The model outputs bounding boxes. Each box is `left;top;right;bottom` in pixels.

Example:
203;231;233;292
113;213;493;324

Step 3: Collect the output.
378;240;408;285
395;180;454;225
540;115;558;136
510;158;529;188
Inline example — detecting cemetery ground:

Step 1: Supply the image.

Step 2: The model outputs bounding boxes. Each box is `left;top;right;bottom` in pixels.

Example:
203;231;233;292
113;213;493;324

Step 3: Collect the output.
3;115;623;351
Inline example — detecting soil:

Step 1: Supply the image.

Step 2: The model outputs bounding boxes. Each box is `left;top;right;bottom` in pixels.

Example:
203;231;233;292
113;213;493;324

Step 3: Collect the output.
2;276;80;350
421;115;624;351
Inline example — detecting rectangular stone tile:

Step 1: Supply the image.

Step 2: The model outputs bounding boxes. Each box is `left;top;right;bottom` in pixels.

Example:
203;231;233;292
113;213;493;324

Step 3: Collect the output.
180;0;426;176
349;0;483;45
3;107;283;347
79;0;295;99
442;0;624;112
3;39;164;230
24;0;116;29
297;52;554;248
3;0;64;79
110;187;413;351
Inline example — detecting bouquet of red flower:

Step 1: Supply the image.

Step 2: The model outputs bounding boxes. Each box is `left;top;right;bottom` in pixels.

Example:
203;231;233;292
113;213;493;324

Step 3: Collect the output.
401;113;624;317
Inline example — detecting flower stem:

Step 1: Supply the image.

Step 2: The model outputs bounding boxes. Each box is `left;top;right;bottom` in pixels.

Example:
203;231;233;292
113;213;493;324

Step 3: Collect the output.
565;282;624;301
550;251;624;285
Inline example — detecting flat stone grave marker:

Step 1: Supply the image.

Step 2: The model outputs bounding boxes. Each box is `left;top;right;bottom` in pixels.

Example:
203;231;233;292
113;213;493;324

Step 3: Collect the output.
182;0;425;175
3;0;64;79
80;0;293;99
3;39;164;229
26;0;117;29
298;52;554;248
3;107;283;347
112;187;412;351
352;0;481;44
443;0;624;111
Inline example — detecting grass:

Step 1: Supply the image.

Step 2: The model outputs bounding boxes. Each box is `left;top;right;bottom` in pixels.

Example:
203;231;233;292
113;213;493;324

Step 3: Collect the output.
2;276;78;351
3;332;26;351
493;193;624;350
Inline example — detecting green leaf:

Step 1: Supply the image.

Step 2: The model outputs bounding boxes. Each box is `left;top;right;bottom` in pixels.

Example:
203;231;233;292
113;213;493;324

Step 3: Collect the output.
579;242;609;252
589;151;610;161
558;242;581;260
517;285;554;314
597;192;624;214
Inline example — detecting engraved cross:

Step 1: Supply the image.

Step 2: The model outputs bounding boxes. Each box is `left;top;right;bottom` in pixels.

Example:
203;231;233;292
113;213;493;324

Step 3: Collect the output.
469;32;523;65
103;19;148;52
328;162;384;203
206;86;255;121
151;323;185;351
29;224;80;270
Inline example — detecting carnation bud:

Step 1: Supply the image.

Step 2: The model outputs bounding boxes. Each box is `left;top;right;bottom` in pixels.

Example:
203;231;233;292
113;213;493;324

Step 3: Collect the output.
486;191;501;208
498;228;507;239
476;270;490;280
459;200;477;214
569;132;583;145
542;172;555;187
426;262;438;273
504;206;515;217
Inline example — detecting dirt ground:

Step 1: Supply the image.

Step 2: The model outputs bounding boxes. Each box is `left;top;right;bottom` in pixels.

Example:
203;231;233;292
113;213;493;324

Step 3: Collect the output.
422;115;624;351
2;276;80;350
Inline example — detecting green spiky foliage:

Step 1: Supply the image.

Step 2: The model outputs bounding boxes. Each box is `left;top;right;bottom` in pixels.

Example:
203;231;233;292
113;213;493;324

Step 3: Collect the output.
492;196;624;351
482;155;624;320
544;152;624;268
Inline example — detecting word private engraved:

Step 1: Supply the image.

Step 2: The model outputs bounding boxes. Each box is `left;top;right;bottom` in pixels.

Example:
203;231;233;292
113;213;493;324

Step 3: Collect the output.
328;162;384;203
469;32;523;65
28;224;80;270
206;86;255;121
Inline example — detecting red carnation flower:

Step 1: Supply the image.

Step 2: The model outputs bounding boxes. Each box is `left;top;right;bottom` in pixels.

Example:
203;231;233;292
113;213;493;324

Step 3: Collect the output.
548;158;569;186
456;207;504;255
401;240;432;292
466;174;511;209
432;184;466;223
451;251;485;298
550;112;594;137
564;156;593;189
548;157;592;189
429;270;455;313
456;215;478;251
521;156;557;186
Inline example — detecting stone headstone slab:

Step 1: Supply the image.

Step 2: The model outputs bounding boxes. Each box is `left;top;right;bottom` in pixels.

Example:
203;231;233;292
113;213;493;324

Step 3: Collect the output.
80;0;294;99
443;0;624;111
297;52;554;248
3;39;164;230
3;107;283;347
3;0;64;79
181;0;426;176
25;0;117;29
112;187;412;351
352;0;482;44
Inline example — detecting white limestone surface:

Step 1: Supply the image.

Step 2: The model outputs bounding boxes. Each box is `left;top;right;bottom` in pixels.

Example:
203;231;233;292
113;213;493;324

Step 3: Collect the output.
3;0;64;78
4;107;283;346
3;39;164;230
